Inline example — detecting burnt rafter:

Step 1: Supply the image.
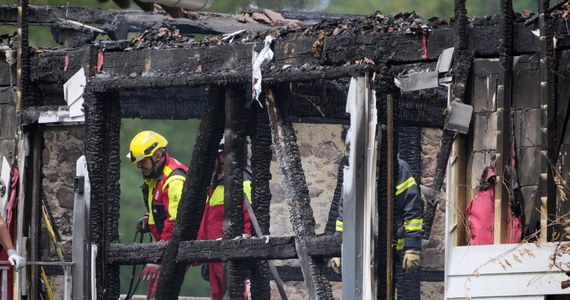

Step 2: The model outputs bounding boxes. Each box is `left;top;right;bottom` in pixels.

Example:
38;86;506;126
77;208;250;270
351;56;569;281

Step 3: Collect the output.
266;88;334;299
107;234;342;264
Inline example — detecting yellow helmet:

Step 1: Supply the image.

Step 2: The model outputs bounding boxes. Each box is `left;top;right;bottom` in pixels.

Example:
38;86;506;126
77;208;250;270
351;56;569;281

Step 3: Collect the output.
127;131;168;163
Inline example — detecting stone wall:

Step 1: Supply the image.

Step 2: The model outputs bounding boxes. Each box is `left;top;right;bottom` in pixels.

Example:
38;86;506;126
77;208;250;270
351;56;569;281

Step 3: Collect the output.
40;127;85;297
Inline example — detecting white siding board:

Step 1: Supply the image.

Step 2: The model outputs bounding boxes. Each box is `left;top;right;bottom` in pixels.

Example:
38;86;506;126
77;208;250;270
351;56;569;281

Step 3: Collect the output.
446;243;570;299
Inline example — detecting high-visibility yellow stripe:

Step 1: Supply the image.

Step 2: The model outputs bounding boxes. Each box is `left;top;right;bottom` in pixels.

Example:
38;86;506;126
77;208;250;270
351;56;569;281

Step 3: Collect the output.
146;180;157;225
396;177;416;196
336;220;343;232
396;238;404;251
166;178;184;220
208;180;253;206
404;218;423;231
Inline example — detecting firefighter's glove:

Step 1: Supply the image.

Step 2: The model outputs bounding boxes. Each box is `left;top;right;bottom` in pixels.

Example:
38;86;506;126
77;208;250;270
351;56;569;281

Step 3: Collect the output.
328;257;341;274
7;249;25;271
137;214;150;233
140;263;161;281
402;249;421;272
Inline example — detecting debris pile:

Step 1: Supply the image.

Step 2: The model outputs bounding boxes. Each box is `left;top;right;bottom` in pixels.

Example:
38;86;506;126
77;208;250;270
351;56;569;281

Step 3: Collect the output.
239;9;303;29
126;23;193;51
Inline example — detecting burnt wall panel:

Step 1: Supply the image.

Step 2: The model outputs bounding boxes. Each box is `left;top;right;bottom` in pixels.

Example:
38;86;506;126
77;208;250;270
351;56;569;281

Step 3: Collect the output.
513;55;540;109
514;109;541;147
120;87;207;119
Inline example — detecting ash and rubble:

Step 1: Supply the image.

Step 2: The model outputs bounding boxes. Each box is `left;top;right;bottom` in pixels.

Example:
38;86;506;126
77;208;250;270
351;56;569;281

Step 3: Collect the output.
95;3;570;53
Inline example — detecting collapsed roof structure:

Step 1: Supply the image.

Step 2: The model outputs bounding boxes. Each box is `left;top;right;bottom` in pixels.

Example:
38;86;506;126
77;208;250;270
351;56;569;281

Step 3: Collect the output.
1;0;570;299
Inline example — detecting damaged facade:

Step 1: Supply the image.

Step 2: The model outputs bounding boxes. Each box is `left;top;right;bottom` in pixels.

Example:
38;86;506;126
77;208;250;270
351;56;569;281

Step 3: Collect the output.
0;0;569;299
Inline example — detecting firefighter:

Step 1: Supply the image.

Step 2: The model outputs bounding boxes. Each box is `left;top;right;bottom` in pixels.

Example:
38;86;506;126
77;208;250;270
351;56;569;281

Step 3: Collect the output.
197;137;252;300
329;157;424;275
127;130;188;300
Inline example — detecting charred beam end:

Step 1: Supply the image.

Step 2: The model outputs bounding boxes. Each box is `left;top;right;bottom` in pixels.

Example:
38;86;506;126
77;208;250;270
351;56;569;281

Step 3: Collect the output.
107;234;342;265
85;65;371;92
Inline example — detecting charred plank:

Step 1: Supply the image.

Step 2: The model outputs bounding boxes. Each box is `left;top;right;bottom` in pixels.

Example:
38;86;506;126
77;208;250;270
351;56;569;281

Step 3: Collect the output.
108;234;342;264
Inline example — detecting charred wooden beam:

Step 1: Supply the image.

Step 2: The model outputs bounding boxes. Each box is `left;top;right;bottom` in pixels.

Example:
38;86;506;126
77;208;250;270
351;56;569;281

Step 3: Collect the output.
223;85;248;298
422;0;473;240
249;104;273;298
156;85;225;299
87;65;372;92
108;234;342;264
538;0;557;242
494;0;514;244
83;91;122;300
265;88;334;299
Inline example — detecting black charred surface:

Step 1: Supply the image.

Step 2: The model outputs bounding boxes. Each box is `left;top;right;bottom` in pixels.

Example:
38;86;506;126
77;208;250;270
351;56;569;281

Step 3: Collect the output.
324;154;347;235
120;87;207;119
286;80;349;120
398;88;447;128
17;0;31;109
108;234;342;264
87;64;372;92
223;85;247;239
249;104;273;299
223;86;248;298
398;127;422;185
83;91;121;300
423;0;473;240
376;103;389;298
157;86;225;300
266;88;333;299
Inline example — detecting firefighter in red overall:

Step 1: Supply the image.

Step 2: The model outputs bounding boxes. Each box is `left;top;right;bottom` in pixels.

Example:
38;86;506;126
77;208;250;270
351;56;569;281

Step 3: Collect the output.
197;138;252;300
127;130;188;300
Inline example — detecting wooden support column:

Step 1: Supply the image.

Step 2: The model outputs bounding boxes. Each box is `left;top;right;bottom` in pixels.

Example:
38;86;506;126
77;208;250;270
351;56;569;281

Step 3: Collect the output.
223;85;248;299
494;0;514;244
385;94;394;300
83;91;122;300
538;0;557;242
157;85;225;299
266;88;333;300
249;104;273;299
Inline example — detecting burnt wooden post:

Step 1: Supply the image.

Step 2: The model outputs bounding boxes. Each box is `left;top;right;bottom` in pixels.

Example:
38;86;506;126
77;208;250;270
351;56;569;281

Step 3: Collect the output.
265;88;334;300
249;104;273;298
223;85;249;299
538;0;557;242
83;90;122;300
423;0;472;240
157;85;226;299
495;0;514;243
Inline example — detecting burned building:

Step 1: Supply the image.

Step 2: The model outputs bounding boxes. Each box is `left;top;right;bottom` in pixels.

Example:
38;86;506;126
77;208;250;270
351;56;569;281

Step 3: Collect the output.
0;0;570;299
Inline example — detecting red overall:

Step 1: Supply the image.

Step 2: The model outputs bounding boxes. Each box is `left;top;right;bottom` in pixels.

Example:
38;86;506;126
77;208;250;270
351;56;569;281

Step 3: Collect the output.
197;177;252;300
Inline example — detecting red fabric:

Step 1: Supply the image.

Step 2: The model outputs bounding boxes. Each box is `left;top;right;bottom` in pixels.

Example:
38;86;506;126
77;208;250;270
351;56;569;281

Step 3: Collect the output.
467;167;522;245
209;262;224;300
197;185;251;241
467;185;495;245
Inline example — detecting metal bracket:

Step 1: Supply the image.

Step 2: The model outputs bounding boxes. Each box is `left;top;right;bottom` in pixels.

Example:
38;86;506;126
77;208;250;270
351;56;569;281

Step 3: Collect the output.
74;176;84;195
